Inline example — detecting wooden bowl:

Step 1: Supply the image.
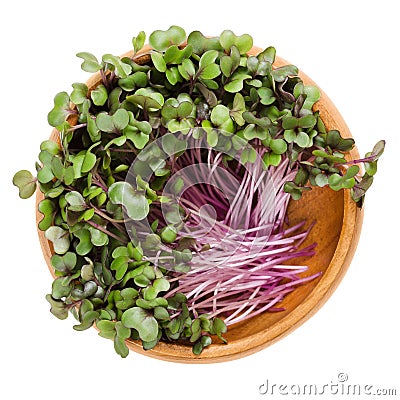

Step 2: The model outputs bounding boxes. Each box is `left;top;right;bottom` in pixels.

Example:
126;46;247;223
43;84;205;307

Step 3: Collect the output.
36;45;363;363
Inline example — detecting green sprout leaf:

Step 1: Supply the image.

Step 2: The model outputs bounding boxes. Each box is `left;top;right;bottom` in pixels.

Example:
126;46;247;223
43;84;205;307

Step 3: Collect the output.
13;170;36;199
38;199;56;230
149;25;186;51
45;226;70;254
76;52;103;73
210;104;234;133
219;30;253;54
114;335;129;358
126;88;164;110
51;252;77;273
102;54;132;78
230;93;246;126
65;191;86;212
122;307;159;342
108;182;149;221
132;31;146;54
91;84;108;106
224;72;251;93
187;31;222;54
151;51;167;73
45;294;69;320
70;83;88;105
271;65;298;82
47;92;71;127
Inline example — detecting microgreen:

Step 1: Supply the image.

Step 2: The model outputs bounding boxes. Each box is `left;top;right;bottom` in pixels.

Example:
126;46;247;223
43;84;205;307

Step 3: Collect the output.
13;27;384;358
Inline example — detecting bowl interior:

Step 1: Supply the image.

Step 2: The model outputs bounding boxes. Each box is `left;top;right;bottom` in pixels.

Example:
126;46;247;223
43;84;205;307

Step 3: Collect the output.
36;46;363;363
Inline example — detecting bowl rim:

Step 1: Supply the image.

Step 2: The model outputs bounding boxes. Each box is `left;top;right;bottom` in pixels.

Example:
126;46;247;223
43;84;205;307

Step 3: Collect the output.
36;45;363;363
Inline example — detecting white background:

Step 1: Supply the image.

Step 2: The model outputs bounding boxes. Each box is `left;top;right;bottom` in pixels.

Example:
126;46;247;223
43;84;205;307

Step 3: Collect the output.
1;0;398;398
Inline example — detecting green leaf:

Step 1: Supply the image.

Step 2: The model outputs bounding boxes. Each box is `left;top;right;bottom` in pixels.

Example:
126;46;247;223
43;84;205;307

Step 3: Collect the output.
282;116;298;130
87;225;109;246
121;307;159;342
192;341;203;355
269;139;287;155
47;92;71;127
199;63;221;80
345;165;360;179
81;151;97;173
51;157;64;180
315;173;328;187
365;161;377;176
70;82;88;105
206;129;219;147
126;88;164;110
293;82;320;109
80;260;94;282
65;191;86;212
113;109;130;131
37;165;54;184
119;71;148;91
13;170;36;199
160;225;177;243
220;56;233;77
45;226;70;254
271;65;299;82
258;87;276;105
73;228;93;255
153;278;170;295
91;84;108;106
199;50;219;68
115;288;138;309
240;146;257;164
211;105;233;128
149;25;186;51
326;130;355;151
114;335;129;358
38;199;56;230
76;52;102;72
154;306;170;321
151;52;167;72
224;73;251;93
124;128;150;149
263;152;281;167
40;140;60;155
97;320;116;339
178;59;196;80
132;31;146;54
111;256;129;280
243;124;268;140
298;115;317;129
371;140;385;158
219;30;253;54
161;134;187;156
45;294;69;320
257;46;276;63
294;131;310;148
96;112;114;133
52;277;71;299
102;54;132;78
284;181;311;200
108;182;149;221
187;31;222;54
211;317;227;342
229;93;246;126
352;174;374;202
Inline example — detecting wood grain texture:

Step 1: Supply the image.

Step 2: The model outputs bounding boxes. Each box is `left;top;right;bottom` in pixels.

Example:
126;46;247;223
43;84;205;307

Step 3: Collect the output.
36;45;363;363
